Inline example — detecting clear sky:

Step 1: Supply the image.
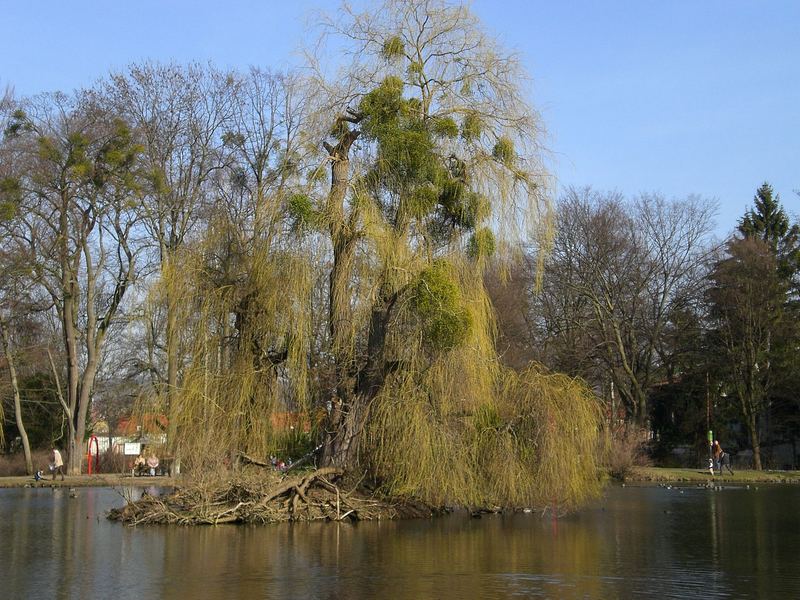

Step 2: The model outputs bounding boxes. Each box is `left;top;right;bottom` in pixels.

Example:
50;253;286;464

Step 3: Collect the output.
2;1;798;236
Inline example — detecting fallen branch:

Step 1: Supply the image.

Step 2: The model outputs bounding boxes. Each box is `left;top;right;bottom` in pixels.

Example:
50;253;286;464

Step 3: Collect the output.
237;453;272;469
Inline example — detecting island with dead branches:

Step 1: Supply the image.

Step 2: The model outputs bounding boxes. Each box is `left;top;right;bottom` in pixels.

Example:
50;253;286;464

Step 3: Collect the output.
108;466;439;526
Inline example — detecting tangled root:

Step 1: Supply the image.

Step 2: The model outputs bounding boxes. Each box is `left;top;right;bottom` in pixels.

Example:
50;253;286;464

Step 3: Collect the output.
108;467;436;526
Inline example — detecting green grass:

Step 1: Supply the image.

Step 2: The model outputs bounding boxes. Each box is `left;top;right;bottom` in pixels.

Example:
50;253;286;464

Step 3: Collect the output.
627;466;800;484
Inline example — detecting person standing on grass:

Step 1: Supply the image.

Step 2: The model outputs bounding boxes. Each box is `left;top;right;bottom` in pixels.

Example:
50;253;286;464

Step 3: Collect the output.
713;440;734;475
51;446;65;481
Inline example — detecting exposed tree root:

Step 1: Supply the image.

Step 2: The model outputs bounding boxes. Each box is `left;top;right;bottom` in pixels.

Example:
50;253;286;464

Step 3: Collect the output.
108;467;438;526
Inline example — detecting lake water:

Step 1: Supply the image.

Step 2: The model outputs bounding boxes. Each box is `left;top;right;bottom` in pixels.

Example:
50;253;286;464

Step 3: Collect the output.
1;483;798;599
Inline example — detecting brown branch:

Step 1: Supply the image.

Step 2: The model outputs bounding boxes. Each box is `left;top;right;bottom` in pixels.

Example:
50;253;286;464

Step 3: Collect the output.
237;452;271;468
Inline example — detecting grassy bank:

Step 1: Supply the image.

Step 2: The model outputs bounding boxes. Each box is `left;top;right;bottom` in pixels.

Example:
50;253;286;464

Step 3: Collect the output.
5;467;799;491
626;466;800;484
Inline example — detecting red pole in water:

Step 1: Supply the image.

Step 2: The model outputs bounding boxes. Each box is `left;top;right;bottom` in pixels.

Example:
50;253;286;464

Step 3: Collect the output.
87;435;99;475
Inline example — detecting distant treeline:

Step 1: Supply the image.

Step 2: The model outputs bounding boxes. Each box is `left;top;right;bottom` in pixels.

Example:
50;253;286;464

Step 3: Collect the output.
488;182;800;470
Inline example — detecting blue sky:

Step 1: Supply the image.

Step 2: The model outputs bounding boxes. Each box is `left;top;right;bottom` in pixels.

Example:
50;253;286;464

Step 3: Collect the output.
2;1;798;236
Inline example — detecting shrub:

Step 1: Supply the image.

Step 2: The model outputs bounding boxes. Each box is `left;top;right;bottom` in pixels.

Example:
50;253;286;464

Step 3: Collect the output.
0;449;53;477
603;425;652;481
96;450;128;474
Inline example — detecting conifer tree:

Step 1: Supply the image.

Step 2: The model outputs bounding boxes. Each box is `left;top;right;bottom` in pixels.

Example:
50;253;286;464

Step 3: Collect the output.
738;182;800;286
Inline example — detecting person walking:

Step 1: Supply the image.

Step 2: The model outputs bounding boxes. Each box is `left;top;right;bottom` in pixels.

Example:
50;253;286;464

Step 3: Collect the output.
51;446;65;481
713;440;734;475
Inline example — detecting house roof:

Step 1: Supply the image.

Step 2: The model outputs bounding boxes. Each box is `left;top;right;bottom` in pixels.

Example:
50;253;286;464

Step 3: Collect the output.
116;413;168;436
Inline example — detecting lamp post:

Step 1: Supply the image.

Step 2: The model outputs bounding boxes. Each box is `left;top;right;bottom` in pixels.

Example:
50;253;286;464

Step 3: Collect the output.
706;372;713;473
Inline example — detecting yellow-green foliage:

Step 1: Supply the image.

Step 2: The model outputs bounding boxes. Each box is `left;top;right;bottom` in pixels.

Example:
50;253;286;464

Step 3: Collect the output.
360;77;441;192
407;61;424;77
411;260;472;352
432;116;459;139
405;183;439;219
286;192;319;230
461;112;483;141
494;367;604;509
37;136;62;163
467;227;496;259
367;262;602;510
147;168;170;196
492;136;515;165
3;109;31;138
438;180;488;229
0;178;21;220
98;119;142;169
146;224;314;471
359;76;405;132
65;133;91;178
382;35;405;60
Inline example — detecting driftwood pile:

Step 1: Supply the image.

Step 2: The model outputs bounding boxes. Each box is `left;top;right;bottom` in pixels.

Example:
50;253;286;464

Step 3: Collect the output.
108;466;435;526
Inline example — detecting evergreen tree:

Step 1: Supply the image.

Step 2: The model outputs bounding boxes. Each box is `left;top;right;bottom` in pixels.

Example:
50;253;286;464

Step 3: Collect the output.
707;237;787;470
737;182;800;286
737;184;800;467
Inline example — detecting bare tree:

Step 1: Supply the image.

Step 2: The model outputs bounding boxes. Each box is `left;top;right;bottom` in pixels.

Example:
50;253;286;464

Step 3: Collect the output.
0;315;32;471
0;225;40;472
483;255;538;370
2;92;144;473
530;188;716;424
103;64;236;472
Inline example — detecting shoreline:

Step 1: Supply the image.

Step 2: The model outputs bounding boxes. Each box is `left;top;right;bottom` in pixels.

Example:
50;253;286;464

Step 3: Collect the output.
0;474;174;489
623;466;800;484
3;466;799;491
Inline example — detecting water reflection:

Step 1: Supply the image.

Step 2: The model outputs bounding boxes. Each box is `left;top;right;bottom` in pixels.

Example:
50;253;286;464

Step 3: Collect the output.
1;485;798;599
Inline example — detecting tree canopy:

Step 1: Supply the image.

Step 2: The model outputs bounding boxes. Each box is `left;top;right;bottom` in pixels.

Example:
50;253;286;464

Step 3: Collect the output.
0;0;605;508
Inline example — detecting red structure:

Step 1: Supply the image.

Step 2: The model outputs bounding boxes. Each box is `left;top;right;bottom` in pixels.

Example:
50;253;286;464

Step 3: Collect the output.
87;435;100;475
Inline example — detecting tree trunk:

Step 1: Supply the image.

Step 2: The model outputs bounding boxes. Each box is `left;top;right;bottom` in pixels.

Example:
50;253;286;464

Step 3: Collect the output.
747;412;762;471
323;394;366;468
59;199;81;475
0;320;32;475
636;387;648;429
71;347;101;475
326;298;393;468
48;348;76;475
321;127;360;467
164;252;182;477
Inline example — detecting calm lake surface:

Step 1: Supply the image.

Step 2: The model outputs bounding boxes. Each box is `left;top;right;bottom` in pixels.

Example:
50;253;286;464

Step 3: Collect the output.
1;483;798;599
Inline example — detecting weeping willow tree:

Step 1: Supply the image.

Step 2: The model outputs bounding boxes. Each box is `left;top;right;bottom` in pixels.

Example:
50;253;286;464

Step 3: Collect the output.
139;0;602;511
310;0;602;509
134;68;320;472
154;235;313;473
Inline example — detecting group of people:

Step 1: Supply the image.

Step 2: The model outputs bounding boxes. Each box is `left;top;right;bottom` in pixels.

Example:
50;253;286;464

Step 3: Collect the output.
33;446;65;481
37;446;66;481
710;440;734;476
133;452;161;476
30;446;164;480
